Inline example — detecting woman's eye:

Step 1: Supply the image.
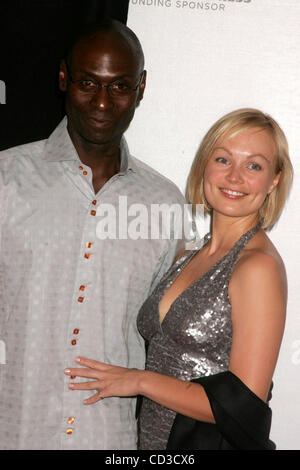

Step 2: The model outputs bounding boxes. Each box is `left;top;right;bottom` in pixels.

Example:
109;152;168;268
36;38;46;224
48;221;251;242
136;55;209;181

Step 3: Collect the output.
215;157;228;164
249;163;262;171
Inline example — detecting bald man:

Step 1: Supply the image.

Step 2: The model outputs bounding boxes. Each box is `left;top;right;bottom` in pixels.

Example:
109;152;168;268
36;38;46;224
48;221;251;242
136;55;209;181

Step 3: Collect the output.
0;20;184;449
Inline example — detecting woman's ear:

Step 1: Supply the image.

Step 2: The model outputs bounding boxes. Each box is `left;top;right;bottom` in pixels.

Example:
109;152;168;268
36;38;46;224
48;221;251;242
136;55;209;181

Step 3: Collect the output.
268;171;281;194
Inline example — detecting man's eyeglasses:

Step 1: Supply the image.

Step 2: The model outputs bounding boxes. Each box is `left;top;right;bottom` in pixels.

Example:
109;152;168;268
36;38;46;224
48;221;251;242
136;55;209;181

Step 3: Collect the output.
65;62;143;98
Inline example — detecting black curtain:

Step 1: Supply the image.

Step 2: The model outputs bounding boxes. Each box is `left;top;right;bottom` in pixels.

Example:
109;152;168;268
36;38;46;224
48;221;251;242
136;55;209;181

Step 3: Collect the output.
0;0;130;150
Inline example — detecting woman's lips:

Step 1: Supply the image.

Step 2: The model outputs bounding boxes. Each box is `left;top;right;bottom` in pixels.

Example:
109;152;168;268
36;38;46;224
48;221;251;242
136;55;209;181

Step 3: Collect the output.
219;187;248;199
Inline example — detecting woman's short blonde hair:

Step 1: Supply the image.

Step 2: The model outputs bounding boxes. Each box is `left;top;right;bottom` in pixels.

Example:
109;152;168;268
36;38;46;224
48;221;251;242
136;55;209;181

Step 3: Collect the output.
186;108;293;230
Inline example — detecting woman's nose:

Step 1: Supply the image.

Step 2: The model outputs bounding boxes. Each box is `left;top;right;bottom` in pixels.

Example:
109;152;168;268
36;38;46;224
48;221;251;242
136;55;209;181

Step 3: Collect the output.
226;164;244;183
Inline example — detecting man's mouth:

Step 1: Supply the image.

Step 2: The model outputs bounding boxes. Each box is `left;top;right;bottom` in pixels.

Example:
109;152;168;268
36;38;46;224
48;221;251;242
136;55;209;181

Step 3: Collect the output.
88;117;112;126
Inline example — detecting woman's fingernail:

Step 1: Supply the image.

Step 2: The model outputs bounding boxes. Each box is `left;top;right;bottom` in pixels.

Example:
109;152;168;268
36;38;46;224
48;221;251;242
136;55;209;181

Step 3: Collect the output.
64;369;71;374
75;357;81;363
69;383;74;389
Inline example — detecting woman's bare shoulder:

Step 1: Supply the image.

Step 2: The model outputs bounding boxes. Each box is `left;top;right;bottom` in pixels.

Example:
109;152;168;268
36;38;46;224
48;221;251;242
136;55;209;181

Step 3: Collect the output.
230;230;287;297
235;230;285;277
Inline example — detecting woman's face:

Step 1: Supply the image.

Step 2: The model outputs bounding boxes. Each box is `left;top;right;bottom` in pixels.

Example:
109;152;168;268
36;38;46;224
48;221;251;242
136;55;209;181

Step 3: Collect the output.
203;127;281;219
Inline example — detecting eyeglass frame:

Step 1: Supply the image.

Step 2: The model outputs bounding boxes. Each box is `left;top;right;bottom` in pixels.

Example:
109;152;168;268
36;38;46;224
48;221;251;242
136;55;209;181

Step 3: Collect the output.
64;61;144;98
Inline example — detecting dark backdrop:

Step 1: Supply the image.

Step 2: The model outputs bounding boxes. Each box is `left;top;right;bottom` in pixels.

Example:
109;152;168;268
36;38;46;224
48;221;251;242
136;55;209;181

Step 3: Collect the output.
0;0;129;150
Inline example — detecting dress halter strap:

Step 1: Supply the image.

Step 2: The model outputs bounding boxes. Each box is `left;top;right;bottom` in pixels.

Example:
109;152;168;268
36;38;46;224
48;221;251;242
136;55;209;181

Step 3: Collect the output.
220;220;263;278
233;219;262;248
199;220;263;281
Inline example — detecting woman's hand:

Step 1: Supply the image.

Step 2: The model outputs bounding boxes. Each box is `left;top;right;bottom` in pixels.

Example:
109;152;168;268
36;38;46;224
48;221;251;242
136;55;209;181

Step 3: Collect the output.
64;357;142;405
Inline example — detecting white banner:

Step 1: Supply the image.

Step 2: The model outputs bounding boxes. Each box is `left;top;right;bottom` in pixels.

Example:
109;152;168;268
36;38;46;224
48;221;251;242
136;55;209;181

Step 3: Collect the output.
126;0;300;450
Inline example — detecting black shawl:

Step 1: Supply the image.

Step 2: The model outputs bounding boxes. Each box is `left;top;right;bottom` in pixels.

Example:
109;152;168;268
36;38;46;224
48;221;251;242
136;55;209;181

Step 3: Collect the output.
167;371;275;450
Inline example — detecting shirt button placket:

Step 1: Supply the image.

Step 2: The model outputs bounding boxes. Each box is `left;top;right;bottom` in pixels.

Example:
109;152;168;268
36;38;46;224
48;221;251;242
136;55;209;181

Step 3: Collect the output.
71;198;97;349
64;197;98;443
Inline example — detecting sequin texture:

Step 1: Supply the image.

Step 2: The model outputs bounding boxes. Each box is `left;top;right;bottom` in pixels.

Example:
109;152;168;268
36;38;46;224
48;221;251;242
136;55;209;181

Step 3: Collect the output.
137;223;261;450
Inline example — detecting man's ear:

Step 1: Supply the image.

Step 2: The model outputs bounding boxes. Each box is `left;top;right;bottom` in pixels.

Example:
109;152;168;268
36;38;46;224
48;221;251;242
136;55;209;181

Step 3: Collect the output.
59;60;68;92
137;70;147;103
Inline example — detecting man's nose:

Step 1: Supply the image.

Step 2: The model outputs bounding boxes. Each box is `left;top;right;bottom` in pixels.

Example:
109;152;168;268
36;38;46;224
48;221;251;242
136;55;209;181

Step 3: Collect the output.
91;85;113;109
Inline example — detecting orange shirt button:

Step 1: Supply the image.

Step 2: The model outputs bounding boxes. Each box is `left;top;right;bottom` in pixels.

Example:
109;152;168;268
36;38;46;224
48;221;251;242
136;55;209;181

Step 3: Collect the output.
70;375;76;379
83;171;88;176
66;428;74;435
90;210;96;216
79;285;86;291
84;253;91;259
71;339;77;346
86;242;93;249
68;417;75;425
78;296;84;302
92;200;97;205
79;166;83;170
73;329;79;335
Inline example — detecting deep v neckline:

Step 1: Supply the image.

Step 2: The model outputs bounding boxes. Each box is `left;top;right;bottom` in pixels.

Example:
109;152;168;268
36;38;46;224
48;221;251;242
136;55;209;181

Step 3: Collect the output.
158;222;261;326
158;238;221;326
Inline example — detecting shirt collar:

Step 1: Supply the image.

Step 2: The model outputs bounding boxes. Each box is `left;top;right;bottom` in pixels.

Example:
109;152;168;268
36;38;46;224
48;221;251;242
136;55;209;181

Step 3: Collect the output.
119;136;138;174
44;116;138;174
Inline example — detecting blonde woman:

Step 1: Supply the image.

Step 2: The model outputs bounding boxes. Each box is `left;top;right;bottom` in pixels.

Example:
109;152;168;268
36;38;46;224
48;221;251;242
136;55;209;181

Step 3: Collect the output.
65;108;293;450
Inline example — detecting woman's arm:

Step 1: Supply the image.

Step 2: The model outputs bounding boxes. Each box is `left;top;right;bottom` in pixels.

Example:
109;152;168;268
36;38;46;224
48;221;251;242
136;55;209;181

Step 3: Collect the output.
228;250;287;401
65;357;215;423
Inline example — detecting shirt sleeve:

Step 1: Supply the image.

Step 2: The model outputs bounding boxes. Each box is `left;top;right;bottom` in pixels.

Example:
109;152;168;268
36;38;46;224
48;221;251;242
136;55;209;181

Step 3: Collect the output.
148;194;187;293
148;238;180;294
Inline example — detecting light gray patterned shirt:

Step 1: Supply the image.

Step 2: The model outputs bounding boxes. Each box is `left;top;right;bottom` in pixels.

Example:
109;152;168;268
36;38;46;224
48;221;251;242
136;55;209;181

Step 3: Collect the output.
0;118;185;450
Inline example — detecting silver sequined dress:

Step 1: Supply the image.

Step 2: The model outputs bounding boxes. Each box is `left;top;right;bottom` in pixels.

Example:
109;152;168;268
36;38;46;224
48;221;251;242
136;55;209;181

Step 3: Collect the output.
137;223;261;450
